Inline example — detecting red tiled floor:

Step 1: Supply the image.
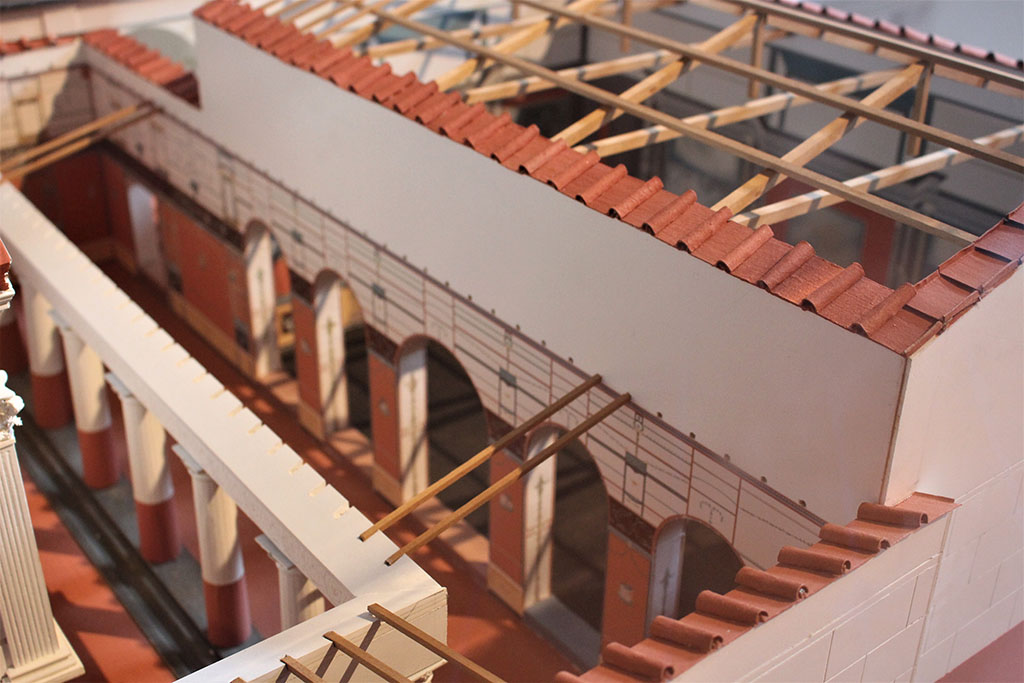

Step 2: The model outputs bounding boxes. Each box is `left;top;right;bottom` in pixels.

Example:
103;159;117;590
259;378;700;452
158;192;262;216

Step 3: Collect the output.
22;462;173;683
941;621;1024;683
103;263;574;681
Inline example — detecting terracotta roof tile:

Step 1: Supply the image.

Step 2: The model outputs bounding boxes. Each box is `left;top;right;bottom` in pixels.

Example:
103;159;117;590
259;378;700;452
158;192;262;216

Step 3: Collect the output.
371;72;416;103
559;163;614;202
817;276;890;328
777;545;850;575
136;56;173;77
851;283;916;336
290;40;330;67
735;566;807;602
1009;202;1024;227
757;241;814;289
225;8;266;35
585;171;644;214
819;522;889;552
519;139;571;176
695;591;768;625
680;207;733;254
351;63;392;97
618;189;676;229
653;201;712;248
390;79;436;114
465;111;511;149
648;616;722;653
609;177;663;219
529;145;585;184
469;117;523;156
328;57;374;89
690;219;754;267
717;224;774;272
309;45;350;74
771;256;842;304
84;31;197;101
273;32;316;60
907;272;979;324
975;221;1024;263
450;108;498;144
548;150;601;191
211;4;251;28
255;23;294;49
125;48;162;69
194;0;233;21
802;262;864;312
602;642;674;681
493;124;540;163
439;102;486;140
867;307;940;354
729;236;790;284
411;91;462;125
939;247;1016;294
641;190;697;235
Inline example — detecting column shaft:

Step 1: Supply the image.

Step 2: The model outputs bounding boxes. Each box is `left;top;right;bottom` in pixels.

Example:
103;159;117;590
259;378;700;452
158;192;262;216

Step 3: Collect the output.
54;322;116;489
110;378;180;563
18;281;71;429
177;447;251;648
256;534;325;632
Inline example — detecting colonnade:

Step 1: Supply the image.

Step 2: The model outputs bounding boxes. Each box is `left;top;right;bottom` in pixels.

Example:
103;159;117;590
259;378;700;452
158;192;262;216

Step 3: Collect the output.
10;285;325;650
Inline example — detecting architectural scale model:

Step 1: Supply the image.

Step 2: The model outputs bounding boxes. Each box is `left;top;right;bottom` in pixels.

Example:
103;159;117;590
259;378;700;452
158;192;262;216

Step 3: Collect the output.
0;0;1021;680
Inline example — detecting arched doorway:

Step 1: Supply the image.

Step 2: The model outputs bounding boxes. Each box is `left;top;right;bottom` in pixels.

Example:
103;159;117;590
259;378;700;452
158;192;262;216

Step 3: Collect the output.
312;271;367;435
126;181;166;288
244;222;293;379
394;338;490;535
523;425;608;666
648;517;744;625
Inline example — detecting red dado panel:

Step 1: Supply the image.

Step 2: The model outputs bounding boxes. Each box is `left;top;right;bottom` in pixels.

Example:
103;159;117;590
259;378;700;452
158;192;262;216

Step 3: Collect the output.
488;449;525;585
159;199;245;339
368;352;400;480
602;531;651;649
291;296;320;411
20;150;111;248
101;156;134;259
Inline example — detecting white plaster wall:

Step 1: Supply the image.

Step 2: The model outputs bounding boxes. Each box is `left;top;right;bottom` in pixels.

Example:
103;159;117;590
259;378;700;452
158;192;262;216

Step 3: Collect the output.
170;23;907;522
885;269;1024;504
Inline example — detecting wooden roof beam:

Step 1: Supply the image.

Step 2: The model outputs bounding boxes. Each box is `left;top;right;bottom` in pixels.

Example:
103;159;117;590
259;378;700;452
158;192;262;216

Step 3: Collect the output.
331;0;442;49
552;12;757;147
367;5;980;243
322;632;411;683
733;125;1024;230
434;0;607;92
512;0;1024;173
714;63;924;214
367;603;505;683
280;655;324;683
577;69;904;157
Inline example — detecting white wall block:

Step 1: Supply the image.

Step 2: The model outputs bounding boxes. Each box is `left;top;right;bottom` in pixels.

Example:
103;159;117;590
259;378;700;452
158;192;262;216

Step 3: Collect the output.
754;633;831;683
860;619;925;683
923;566;998;651
911;634;953;683
825;657;865;683
908;565;937;626
825;577;916;679
947;590;1019;670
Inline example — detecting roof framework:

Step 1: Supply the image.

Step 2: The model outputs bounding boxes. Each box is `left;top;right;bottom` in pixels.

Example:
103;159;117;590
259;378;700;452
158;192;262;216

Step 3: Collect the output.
254;0;1023;247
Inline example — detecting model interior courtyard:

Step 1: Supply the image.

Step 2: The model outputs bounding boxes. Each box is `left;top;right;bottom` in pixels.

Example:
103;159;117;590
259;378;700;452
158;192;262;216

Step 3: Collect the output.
0;0;1021;681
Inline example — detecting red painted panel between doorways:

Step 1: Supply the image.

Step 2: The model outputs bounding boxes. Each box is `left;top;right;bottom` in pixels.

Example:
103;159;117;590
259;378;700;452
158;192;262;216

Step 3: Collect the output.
602;531;651;649
291;295;321;413
488;448;525;585
368;351;400;481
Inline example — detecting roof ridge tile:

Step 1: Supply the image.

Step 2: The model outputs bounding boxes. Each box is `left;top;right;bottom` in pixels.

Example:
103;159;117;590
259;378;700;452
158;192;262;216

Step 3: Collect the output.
819;521;890;552
678;207;731;253
718;224;774;272
758;241;814;290
643;190;697;235
602;642;674;681
611;177;663;219
520;139;568;175
493;124;539;163
802;262;864;312
440;102;486;140
548;151;601;191
695;590;768;625
649;615;723;653
735;566;807;601
411;91;461;125
577;164;627;205
351;63;392;97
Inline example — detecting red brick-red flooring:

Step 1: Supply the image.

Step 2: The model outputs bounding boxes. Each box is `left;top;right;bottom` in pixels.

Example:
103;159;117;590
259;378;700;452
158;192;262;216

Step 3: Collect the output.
22;464;174;683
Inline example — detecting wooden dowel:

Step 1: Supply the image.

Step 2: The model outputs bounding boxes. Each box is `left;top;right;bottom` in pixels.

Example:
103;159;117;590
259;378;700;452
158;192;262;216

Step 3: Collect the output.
578;68;901;157
4;109;154;181
748;13;765;99
280;655;325;683
386;392;631;566
359;373;601;541
0;103;148;173
297;0;354;30
904;64;933;158
714;62;923;214
323;631;411;683
367;603;504;683
289;0;335;25
314;0;370;37
332;0;442;49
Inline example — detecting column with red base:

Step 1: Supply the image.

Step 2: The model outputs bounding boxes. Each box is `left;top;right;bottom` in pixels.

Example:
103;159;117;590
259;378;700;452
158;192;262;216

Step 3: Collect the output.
173;445;252;648
255;534;325;632
106;374;180;564
18;280;72;429
52;313;117;489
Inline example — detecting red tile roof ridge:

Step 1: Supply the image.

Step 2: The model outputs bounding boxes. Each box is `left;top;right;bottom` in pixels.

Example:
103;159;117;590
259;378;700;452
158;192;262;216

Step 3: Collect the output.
351;63;392;97
559;492;955;681
764;0;1024;71
649;615;723;653
802;262;864;312
602;642;674;682
819;521;890;552
192;0;1024;358
81;29;198;103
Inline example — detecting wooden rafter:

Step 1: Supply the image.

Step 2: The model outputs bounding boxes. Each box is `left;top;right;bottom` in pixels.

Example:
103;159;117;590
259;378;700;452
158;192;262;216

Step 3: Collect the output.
332;0;441;49
552;12;758;147
359;374;601;541
466;49;676;103
280;655;324;683
366;6;980;244
322;632;411;683
385;392;631;566
577;68;903;157
732;125;1024;232
295;1;354;30
512;0;1024;173
904;64;933;158
367;604;505;683
434;0;606;91
316;0;380;39
714;63;924;214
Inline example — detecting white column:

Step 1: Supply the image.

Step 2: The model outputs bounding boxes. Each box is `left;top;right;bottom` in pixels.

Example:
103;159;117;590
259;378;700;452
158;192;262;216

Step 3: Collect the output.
245;227;280;378
173;444;251;648
523;430;558;609
51;312;116;489
397;347;428;501
0;370;83;682
106;374;180;563
255;534;325;632
18;279;71;429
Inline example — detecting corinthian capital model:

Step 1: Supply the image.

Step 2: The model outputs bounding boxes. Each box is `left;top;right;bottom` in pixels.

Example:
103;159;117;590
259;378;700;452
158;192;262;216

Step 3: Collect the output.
0;370;25;439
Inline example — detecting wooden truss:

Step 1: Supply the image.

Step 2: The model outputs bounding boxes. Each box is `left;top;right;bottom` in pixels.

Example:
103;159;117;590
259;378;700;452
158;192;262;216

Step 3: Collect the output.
264;0;1022;245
